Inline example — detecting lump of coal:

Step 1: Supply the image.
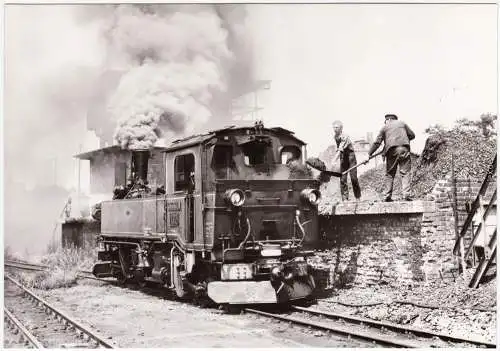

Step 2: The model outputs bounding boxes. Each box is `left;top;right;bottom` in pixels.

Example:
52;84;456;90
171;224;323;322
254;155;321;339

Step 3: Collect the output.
306;157;326;171
287;159;313;179
318;172;332;183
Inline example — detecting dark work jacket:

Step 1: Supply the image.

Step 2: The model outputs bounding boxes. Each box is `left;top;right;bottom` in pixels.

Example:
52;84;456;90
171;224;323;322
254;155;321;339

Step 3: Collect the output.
368;120;415;156
335;133;357;165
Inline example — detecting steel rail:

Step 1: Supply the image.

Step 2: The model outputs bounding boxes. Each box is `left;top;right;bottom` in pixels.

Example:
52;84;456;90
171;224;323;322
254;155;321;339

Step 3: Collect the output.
5;261;49;272
5;259;126;286
4;306;45;349
292;306;496;348
244;308;420;348
5;260;50;269
5;273;115;349
5;260;93;275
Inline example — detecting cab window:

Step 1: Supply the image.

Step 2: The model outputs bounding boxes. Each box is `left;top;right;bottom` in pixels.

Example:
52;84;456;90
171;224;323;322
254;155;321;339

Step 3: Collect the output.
211;145;233;179
242;140;270;166
280;146;302;164
174;153;195;191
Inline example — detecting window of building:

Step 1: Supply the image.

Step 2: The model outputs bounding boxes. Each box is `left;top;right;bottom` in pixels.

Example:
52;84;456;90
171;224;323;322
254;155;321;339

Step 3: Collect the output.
114;161;127;187
174;153;195;192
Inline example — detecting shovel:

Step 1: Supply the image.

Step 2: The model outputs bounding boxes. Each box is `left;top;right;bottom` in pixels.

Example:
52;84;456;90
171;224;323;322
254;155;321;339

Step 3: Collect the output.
307;151;383;177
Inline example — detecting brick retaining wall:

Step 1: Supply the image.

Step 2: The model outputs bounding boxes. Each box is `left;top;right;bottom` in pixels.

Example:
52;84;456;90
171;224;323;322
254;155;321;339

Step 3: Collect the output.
318;176;495;287
319;201;437;287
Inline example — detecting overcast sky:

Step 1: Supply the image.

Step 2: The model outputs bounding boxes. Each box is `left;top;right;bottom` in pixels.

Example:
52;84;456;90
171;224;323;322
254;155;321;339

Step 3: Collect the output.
248;3;498;157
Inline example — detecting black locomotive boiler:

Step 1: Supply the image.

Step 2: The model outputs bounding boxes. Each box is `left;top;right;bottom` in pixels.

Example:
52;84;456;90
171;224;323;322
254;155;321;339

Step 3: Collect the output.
92;122;322;305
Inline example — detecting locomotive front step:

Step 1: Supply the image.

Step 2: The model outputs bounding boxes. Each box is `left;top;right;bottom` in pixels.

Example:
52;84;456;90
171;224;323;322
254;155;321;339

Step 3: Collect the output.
207;277;315;305
207;281;279;304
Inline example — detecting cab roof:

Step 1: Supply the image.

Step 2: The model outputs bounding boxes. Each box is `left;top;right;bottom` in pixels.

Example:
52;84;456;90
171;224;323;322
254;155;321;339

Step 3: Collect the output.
73;124;306;159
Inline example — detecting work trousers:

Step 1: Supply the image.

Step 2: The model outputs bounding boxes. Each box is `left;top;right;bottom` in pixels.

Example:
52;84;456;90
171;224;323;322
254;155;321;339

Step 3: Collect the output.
340;151;361;201
384;145;411;200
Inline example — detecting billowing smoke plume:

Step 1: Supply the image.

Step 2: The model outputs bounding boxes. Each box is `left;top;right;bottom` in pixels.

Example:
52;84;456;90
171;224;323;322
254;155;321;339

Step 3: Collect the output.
83;4;253;150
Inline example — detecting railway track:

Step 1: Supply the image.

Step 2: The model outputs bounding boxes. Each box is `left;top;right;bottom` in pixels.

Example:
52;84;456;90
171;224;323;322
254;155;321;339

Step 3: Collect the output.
5;260;95;279
290;306;496;348
4;306;45;348
5;260;496;348
5;260;49;272
4;273;116;349
244;307;421;348
244;306;496;348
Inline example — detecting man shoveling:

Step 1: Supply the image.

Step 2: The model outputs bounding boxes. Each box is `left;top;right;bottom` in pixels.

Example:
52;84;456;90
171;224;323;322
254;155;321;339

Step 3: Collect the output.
368;113;415;202
330;120;361;201
306;121;383;199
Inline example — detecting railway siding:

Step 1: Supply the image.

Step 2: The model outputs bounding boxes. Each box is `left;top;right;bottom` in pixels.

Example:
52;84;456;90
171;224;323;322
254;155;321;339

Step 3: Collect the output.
289;306;496;348
4;274;116;349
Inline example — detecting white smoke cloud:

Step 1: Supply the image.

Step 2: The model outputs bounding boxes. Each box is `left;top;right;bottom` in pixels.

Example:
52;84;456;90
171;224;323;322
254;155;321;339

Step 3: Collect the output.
81;4;250;150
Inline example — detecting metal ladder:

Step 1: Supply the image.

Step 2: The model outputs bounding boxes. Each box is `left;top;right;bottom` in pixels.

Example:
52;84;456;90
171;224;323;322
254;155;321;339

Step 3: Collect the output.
452;154;497;288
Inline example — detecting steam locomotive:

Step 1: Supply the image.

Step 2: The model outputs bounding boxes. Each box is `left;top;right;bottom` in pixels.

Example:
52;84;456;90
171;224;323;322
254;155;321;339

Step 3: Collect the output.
92;122;322;305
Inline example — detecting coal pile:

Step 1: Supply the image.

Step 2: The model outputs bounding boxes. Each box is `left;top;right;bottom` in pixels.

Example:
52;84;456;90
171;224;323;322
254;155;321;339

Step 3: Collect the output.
356;153;420;201
358;121;496;200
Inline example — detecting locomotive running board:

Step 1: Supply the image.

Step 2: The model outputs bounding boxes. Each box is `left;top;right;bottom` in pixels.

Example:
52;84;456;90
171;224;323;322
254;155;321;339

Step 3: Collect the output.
207;281;278;304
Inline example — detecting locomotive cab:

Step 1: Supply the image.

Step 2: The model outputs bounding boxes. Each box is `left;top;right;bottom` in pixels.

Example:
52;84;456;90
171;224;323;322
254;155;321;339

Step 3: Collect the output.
93;122;321;305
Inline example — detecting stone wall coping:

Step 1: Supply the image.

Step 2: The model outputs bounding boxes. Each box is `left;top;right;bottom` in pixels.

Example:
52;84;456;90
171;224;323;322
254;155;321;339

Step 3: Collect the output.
331;200;436;215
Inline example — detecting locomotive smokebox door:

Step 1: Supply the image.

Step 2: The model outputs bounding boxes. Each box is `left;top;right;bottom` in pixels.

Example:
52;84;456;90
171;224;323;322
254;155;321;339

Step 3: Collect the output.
261;219;279;240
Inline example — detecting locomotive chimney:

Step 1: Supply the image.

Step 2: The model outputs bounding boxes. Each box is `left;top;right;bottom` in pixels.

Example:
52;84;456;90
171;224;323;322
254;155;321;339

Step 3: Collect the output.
131;149;150;183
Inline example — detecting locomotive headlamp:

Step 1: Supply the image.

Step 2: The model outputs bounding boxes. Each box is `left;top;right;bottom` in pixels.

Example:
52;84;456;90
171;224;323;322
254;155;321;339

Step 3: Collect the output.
225;189;245;207
300;188;321;206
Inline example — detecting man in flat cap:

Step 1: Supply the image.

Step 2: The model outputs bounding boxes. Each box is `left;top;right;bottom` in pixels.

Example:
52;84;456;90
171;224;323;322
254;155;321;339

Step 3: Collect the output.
332;120;361;201
368;114;415;202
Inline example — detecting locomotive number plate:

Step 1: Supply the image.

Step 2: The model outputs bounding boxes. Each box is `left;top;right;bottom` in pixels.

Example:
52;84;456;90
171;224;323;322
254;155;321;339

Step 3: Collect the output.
169;213;180;227
167;201;182;211
167;200;182;228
